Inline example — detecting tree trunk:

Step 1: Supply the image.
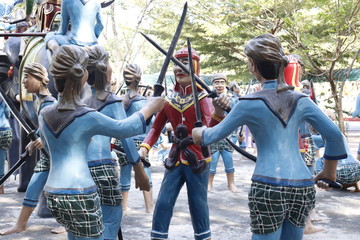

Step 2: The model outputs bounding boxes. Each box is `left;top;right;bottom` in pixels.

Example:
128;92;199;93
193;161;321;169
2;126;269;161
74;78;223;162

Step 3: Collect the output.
328;77;345;134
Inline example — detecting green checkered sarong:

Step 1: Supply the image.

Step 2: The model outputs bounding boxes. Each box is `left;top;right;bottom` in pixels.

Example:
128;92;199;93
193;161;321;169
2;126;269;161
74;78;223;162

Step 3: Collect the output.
337;163;360;184
248;181;316;234
114;139;148;166
210;138;233;154
89;164;122;206
34;152;50;172
0;129;12;150
304;136;316;166
46;192;104;238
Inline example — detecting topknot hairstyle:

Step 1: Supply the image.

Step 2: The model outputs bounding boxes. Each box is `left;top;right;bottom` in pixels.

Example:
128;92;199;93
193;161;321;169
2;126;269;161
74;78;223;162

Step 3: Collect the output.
50;45;89;110
244;33;293;92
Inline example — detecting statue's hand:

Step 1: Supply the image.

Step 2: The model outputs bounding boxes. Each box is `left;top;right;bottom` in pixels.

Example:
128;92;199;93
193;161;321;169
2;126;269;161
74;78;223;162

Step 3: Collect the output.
192;126;206;145
141;96;165;119
212;93;230;116
133;161;150;191
25;139;43;156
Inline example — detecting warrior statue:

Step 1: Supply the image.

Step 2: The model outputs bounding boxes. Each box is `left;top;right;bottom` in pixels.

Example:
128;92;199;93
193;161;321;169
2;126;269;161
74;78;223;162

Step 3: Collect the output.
138;45;228;240
113;63;154;213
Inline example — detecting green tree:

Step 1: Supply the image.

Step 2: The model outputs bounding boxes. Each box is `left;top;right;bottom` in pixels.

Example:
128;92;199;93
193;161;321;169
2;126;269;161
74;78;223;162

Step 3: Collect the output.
281;0;360;133
147;0;360;132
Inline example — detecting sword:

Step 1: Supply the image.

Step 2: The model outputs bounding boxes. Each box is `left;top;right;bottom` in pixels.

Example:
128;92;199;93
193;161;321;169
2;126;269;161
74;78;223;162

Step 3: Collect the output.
0;86;49;182
140;32;231;113
0;151;29;186
100;0;115;8
115;80;125;95
142;85;150;97
187;38;209;157
0;32;47;37
0;87;40;143
225;138;256;162
145;2;187;127
153;2;187;97
186;39;256;161
9;17;27;24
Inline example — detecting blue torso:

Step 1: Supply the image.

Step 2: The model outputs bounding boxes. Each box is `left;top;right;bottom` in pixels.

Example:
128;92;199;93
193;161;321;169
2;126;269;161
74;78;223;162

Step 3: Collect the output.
125;96;151;140
0;100;10;129
86;99;121;165
84;91;140;165
39;103;145;194
202;80;347;187
59;0;103;46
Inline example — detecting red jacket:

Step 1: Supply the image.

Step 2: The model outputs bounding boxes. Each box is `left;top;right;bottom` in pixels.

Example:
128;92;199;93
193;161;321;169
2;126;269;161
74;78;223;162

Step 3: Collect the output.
141;83;222;165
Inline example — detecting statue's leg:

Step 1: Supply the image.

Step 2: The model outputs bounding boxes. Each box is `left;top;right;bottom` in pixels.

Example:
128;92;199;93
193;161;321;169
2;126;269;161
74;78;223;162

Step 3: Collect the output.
7;118;20;173
119;164;132;211
279;219;304;240
151;166;183;240
222;150;239;193
251;227;282;240
17;128;36;192
143;166;153;213
102;205;122;240
0;149;5;194
186;164;211;240
208;151;219;192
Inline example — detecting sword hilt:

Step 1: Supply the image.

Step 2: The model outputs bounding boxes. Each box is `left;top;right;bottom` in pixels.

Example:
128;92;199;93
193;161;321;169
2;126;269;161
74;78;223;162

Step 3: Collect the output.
145;83;165;126
317;179;343;189
27;130;50;159
27;130;38;141
207;90;231;113
141;157;151;168
153;83;165;97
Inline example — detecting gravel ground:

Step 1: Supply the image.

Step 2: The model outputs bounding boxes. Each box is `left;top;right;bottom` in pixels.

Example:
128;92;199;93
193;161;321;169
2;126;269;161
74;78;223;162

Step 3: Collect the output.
0;135;359;240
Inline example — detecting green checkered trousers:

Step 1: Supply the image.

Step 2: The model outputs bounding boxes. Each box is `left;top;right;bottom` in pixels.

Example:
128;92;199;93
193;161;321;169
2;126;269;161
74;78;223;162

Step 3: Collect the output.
210;138;233;154
0;128;12;150
337;163;360;184
89;163;122;206
34;152;50;172
303;136;316;166
248;181;316;234
46;192;104;238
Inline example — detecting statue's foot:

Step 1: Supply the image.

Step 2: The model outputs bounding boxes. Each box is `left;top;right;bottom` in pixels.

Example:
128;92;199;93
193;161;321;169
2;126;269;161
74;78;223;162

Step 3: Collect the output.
145;205;153;214
304;224;323;234
0;224;27;235
51;226;66;234
352;181;360;192
309;209;322;222
343;182;360;192
228;184;240;193
122;206;132;212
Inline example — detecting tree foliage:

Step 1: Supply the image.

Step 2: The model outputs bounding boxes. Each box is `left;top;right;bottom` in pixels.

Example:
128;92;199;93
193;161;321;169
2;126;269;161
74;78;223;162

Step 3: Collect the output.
142;0;359;132
100;0;359;131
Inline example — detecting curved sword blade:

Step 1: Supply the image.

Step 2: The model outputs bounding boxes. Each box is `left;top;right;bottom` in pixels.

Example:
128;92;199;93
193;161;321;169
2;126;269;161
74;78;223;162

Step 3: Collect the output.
153;2;188;96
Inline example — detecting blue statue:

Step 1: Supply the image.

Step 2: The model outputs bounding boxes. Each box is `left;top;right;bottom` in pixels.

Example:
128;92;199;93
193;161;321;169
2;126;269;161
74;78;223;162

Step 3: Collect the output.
0;62;59;235
0;97;13;194
45;0;103;52
83;45;150;239
39;45;163;239
192;33;347;240
113;63;154;213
